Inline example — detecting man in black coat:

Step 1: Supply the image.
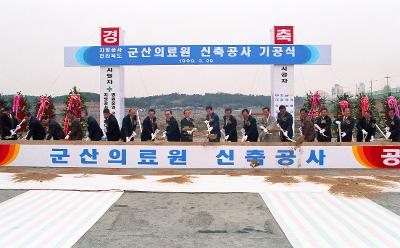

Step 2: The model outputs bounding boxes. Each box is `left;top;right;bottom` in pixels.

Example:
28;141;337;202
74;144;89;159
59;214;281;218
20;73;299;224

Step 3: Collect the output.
223;108;237;142
24;112;46;140
387;108;400;142
276;105;293;142
315;108;332;142
334;107;355;142
356;110;376;142
81;110;103;141
180;109;195;142
141;109;158;141
41;116;65;140
0;107;12;139
242;109;258;142
103;108;120;141
164;110;180;142
121;108;138;142
206;106;221;142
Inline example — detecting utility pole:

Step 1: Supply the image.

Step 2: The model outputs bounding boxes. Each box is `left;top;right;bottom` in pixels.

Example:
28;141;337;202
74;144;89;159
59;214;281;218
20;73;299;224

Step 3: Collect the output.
370;80;373;95
385;74;391;88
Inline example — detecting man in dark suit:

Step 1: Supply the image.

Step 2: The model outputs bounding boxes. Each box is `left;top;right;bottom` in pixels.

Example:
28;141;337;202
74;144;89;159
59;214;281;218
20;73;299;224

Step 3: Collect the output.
103;108;120;141
121;108;138;142
242;109;258;142
164;110;180;142
141;109;158;141
356;110;376;142
81;110;103;141
180;109;195;142
0;107;12;139
41;116;65;140
277;105;293;142
24;112;46;140
223;108;237;142
387;108;400;142
66;110;83;140
300;108;315;142
334;107;355;142
315;108;332;142
205;106;221;142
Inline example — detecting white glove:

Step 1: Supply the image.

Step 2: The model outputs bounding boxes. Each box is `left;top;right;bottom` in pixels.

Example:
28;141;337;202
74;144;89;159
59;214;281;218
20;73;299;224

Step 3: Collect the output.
335;121;341;125
207;126;213;132
85;137;90;141
341;132;346;137
241;135;248;142
362;129;368;135
282;130;288;137
319;129;325;134
385;132;391;139
370;136;374;142
188;128;197;135
225;134;230;141
221;129;226;136
385;127;390;132
259;125;268;132
151;129;160;140
240;128;246;135
162;131;167;138
126;137;130;142
10;129;17;136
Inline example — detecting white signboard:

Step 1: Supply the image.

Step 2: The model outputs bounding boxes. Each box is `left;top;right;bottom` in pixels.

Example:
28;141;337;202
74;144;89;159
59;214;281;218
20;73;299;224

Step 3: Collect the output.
2;144;399;169
271;65;295;117
100;66;125;127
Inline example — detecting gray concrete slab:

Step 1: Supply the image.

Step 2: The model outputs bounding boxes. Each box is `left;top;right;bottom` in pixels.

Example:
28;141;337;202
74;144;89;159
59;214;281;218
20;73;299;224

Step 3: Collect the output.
369;192;400;216
74;192;292;248
0;190;26;204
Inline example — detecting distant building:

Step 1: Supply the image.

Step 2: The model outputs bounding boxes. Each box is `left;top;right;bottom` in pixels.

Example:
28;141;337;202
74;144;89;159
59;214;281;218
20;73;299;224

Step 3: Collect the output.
316;90;330;99
356;82;366;95
331;84;344;98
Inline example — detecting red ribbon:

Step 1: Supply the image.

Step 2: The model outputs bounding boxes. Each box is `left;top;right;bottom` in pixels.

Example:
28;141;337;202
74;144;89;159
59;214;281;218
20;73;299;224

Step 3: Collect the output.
339;100;349;115
12;93;20;114
36;96;50;120
63;93;82;135
360;96;369;117
388;96;400;117
308;92;321;118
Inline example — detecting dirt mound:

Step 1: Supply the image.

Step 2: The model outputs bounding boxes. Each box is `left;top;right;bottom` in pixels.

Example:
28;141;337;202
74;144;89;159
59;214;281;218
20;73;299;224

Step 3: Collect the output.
157;175;196;184
12;172;61;182
121;174;146;180
304;175;393;197
265;175;300;184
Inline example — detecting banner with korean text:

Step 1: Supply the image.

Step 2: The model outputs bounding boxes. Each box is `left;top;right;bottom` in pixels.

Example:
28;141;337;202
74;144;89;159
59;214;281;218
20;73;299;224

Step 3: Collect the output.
1;144;399;169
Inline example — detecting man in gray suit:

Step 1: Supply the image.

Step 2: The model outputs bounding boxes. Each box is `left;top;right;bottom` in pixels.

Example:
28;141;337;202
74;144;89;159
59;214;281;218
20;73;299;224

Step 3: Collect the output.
259;107;280;142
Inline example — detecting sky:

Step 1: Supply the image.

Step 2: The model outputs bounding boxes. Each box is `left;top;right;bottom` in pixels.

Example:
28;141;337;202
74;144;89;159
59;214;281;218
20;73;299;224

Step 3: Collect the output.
0;0;399;97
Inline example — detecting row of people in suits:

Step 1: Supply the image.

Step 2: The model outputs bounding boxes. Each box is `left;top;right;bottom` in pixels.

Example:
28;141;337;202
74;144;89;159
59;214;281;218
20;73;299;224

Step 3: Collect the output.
2;105;399;142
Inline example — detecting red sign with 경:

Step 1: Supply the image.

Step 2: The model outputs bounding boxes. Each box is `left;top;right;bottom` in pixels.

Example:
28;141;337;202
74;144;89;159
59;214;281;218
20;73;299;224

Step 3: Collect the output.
101;27;120;46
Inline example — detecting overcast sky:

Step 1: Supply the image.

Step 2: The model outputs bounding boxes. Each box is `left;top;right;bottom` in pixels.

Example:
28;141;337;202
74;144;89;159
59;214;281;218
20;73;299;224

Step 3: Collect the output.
0;0;399;97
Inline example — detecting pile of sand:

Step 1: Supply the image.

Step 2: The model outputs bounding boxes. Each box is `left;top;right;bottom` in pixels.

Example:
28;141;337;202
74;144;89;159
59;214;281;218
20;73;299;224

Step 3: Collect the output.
304;175;393;197
121;174;146;180
265;175;300;184
12;172;61;182
157;175;196;184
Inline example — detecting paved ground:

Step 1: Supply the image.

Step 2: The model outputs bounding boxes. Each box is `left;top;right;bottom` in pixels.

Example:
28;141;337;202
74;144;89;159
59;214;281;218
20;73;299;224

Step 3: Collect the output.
73;192;292;248
0;190;25;204
1;168;400;248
